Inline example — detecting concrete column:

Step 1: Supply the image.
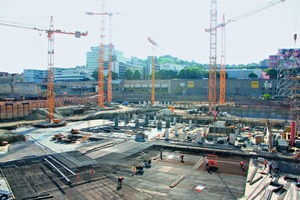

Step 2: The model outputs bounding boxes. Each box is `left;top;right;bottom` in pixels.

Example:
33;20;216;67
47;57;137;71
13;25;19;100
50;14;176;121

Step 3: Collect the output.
135;119;140;128
157;120;162;130
183;123;186;132
165;128;169;141
200;128;205;143
175;124;178;137
114;115;119;128
196;129;201;143
125;112;129;124
235;127;240;136
144;115;149;126
165;118;170;128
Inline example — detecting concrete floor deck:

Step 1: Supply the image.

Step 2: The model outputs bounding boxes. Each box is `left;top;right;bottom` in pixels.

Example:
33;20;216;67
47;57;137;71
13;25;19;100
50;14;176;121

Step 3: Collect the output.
0;142;248;199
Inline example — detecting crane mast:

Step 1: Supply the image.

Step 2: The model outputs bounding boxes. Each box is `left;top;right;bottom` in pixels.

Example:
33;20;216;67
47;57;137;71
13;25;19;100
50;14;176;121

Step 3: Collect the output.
219;14;226;104
47;17;55;122
208;0;217;116
147;37;158;106
107;13;113;103
98;0;106;108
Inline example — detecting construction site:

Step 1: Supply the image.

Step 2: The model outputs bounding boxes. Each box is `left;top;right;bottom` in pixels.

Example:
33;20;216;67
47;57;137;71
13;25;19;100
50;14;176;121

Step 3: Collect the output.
0;0;300;199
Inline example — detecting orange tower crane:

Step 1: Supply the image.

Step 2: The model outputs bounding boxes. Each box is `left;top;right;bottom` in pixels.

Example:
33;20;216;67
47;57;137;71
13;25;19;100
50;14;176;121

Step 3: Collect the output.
0;17;87;122
85;0;106;107
206;0;287;109
147;37;159;106
219;14;226;104
86;10;120;103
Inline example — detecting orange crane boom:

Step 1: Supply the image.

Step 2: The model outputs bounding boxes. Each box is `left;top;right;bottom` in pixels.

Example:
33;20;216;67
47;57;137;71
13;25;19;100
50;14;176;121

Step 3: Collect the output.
0;17;87;122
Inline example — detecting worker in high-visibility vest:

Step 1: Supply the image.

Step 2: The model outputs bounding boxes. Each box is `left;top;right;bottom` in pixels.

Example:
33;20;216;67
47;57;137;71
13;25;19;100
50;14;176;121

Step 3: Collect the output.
263;160;267;169
240;161;245;169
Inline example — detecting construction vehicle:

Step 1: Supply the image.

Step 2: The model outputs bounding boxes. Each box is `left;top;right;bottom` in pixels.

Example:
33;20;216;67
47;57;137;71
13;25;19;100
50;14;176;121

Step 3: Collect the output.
207;154;218;167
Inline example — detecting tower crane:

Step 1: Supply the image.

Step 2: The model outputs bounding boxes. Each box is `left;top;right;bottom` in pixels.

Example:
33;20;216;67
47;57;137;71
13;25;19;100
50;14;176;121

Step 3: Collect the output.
0;17;87;123
206;0;287;113
85;1;107;108
86;10;120;104
147;37;159;106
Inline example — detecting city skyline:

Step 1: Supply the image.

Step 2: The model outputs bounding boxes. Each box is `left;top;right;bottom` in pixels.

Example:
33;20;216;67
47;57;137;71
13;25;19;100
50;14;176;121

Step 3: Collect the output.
0;0;299;73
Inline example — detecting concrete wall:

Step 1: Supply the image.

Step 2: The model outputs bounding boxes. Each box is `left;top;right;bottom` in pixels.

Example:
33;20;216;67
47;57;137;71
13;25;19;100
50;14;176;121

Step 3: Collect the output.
0;83;41;98
218;106;290;120
0;78;277;100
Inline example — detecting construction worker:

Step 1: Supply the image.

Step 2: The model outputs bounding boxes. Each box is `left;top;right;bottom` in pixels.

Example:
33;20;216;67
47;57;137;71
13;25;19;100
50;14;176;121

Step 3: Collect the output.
118;176;124;187
263;160;267;169
180;154;184;163
240;161;245;169
268;162;273;174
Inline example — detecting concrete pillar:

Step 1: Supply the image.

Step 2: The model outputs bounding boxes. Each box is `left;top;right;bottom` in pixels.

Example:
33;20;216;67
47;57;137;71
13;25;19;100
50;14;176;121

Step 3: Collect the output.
196;129;201;143
165;118;170;128
157;120;162;130
125;112;129;124
144;115;149;126
235;127;240;136
175;124;179;137
164;128;169;141
183;123;186;132
135;119;140;128
200;128;206;143
114;115;119;128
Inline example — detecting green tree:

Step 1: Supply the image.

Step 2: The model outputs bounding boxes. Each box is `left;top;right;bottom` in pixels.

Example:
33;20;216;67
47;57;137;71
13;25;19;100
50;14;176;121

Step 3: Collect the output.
156;70;177;79
263;93;271;100
248;72;258;79
125;69;134;80
92;70;98;81
264;68;278;79
133;70;141;80
112;72;119;80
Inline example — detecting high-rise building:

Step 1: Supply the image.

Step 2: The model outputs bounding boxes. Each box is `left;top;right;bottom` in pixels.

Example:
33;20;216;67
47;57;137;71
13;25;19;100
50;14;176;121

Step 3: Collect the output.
86;45;130;74
269;55;278;69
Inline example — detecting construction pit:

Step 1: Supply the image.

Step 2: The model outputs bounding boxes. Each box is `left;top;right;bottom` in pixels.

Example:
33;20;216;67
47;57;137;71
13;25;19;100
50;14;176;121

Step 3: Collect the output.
0;103;299;199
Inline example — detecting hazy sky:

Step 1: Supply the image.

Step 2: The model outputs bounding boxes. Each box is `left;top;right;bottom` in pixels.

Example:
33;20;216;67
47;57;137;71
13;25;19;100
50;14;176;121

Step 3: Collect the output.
0;0;299;73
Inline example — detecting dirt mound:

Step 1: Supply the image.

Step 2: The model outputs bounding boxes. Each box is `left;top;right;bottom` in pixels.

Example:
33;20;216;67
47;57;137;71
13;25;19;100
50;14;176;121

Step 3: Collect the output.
0;129;25;143
24;108;65;121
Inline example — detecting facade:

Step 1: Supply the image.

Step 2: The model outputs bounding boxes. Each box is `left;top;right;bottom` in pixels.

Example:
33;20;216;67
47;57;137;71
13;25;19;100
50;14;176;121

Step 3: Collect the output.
269;55;278;69
160;63;184;72
225;69;262;79
53;67;92;82
23;69;47;83
23;67;92;83
86;45;130;74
